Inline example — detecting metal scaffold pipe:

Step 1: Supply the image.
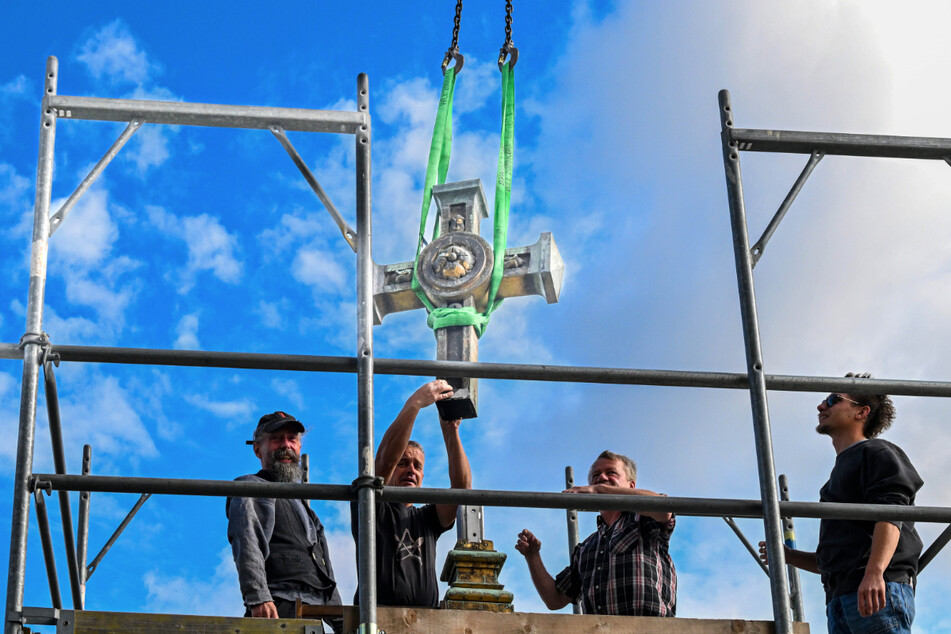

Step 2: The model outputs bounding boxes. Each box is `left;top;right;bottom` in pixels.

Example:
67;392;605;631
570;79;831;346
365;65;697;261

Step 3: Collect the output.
354;71;378;634
30;474;951;523
5;56;58;634
4;343;951;397
719;88;793;633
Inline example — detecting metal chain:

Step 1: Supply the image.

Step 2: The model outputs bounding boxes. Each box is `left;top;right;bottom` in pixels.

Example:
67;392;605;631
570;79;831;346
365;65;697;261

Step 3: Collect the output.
451;0;462;51
498;0;518;70
442;0;465;74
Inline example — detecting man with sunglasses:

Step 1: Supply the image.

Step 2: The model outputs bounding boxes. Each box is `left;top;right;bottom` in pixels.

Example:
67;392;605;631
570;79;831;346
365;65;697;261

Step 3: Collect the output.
760;373;922;633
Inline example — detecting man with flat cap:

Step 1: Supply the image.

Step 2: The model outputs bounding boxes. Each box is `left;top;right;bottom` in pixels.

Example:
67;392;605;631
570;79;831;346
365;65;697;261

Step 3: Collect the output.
227;411;342;632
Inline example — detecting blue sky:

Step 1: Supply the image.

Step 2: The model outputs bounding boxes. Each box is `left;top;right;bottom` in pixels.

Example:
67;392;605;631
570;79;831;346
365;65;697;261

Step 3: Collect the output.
3;1;951;632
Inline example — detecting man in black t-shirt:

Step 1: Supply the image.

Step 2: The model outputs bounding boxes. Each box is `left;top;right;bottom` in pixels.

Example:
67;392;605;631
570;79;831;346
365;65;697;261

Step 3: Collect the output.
760;372;921;633
351;380;471;607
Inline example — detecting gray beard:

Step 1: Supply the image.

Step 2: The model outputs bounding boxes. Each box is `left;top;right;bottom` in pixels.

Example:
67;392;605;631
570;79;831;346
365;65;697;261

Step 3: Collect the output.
267;448;302;482
270;460;302;483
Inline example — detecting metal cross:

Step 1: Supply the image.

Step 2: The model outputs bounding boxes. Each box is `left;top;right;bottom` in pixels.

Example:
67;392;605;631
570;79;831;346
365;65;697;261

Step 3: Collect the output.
372;178;563;542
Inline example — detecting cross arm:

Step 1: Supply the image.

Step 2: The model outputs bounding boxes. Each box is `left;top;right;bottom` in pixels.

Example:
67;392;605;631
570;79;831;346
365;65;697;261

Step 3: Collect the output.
371;232;564;325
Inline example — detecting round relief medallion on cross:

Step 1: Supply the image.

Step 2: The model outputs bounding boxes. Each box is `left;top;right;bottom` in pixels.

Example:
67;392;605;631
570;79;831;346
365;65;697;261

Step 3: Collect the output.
417;232;493;307
432;244;475;279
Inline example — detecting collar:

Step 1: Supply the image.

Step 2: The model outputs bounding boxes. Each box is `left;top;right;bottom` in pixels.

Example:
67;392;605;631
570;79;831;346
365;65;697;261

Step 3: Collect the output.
596;511;633;534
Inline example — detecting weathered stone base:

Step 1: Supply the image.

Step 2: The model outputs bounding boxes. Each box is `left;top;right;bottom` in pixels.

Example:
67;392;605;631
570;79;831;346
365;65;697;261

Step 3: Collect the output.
440;539;514;612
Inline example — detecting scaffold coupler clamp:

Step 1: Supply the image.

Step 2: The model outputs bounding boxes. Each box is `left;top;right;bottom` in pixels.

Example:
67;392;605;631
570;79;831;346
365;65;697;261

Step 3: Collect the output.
19;331;55;364
351;475;384;498
29;476;52;495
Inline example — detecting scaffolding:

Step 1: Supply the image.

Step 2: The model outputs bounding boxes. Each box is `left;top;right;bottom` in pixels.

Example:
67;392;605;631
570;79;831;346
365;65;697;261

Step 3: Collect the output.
4;57;951;634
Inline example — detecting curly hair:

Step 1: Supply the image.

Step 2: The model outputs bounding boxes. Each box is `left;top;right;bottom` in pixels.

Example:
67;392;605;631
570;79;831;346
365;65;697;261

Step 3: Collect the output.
845;372;896;438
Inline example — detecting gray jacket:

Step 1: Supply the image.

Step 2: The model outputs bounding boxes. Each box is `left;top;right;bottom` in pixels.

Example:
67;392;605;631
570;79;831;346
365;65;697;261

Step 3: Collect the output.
226;472;341;608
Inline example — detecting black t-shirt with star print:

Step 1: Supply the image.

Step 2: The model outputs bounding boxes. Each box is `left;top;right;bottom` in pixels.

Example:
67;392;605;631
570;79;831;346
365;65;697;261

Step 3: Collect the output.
350;500;451;607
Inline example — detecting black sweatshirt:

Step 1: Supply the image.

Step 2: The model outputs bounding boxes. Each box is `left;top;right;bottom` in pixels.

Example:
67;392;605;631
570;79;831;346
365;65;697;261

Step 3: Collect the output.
816;438;923;602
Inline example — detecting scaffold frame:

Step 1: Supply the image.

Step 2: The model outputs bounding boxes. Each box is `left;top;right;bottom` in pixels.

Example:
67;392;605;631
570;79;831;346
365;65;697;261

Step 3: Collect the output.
4;57;951;634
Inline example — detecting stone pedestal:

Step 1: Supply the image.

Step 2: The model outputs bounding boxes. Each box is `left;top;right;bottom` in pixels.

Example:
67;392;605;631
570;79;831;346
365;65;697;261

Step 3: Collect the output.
439;540;514;612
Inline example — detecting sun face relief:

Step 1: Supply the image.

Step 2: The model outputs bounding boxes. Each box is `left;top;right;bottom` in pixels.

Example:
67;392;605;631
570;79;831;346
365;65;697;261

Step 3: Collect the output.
432;244;476;279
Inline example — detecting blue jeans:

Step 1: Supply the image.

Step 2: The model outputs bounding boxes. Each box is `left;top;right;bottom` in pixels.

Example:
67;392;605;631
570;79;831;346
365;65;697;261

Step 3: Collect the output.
826;582;915;633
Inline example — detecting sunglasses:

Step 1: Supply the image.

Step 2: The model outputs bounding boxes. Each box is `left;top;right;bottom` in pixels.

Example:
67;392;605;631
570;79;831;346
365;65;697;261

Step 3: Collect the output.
824;393;859;408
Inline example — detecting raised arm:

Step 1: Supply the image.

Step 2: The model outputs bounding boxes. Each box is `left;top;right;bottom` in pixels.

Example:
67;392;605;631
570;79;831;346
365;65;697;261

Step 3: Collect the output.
435;416;471;527
515;529;571;610
565;484;672;523
375;380;453;481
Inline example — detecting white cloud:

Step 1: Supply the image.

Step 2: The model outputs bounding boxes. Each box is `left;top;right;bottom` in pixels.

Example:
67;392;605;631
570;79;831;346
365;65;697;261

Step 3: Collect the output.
76;21;180;175
0;162;32;239
0;372;19;467
147;205;243;292
125;124;171;176
298;300;356;353
184;394;255;428
325;528;356;604
323;97;357;113
59;374;158;463
50;188;116;266
40;306;102;344
270;378;304;411
1;75;30;97
254;299;286;329
179;215;243;284
78;19;154;86
174;313;200;350
257;211;329;255
143;546;244;616
453;58;499;115
292;248;347;293
377;77;438;127
63;279;135;331
44;188;139;336
128;84;178;102
135;370;181;442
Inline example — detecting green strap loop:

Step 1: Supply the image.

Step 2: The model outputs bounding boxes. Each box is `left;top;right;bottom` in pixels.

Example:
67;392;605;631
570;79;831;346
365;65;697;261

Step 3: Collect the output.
427;306;490;337
411;67;457;314
412;64;516;339
485;62;515;320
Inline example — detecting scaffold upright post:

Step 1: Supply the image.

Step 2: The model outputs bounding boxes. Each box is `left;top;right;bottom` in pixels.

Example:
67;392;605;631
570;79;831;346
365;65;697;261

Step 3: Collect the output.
779;474;805;621
76;445;92;608
354;72;378;634
5;55;58;634
718;88;793;633
564;466;581;614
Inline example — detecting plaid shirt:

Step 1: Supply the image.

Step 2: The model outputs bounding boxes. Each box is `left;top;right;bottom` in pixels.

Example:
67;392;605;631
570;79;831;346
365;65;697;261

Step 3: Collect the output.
554;511;676;616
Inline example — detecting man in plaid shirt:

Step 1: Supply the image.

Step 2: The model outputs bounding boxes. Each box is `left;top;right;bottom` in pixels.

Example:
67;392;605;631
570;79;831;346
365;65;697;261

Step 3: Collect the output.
515;450;677;616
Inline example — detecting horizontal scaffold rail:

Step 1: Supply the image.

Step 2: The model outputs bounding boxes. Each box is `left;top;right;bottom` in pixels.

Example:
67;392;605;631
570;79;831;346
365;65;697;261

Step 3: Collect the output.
32;474;951;523
3;343;951;396
46;95;368;134
731;127;951;159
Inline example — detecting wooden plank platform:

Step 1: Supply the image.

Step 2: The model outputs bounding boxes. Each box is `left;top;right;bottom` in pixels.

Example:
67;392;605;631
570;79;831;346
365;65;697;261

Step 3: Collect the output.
62;608;810;634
